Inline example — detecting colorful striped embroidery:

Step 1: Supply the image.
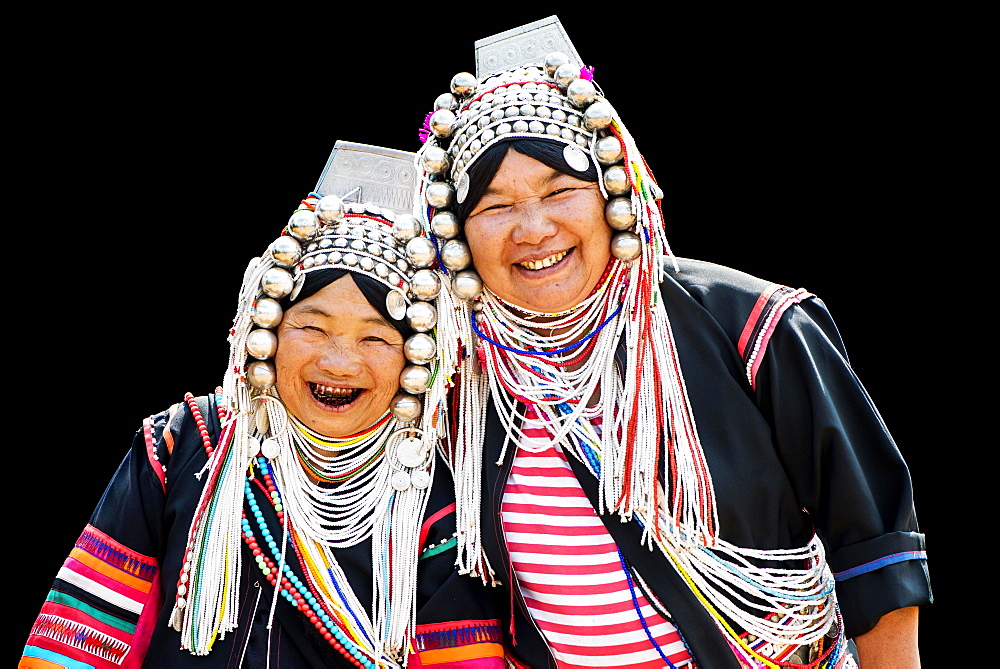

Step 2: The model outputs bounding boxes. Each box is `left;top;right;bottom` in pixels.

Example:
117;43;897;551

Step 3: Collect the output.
26;615;130;664
411;619;505;667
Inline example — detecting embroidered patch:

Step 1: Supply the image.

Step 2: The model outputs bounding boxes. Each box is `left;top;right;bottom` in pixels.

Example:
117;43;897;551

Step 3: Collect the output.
410;619;505;667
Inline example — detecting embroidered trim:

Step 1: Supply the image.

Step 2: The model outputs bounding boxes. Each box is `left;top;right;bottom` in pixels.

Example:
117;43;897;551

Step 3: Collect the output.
737;284;815;390
832;550;928;581
28;614;130;664
413;619;504;652
76;525;158;584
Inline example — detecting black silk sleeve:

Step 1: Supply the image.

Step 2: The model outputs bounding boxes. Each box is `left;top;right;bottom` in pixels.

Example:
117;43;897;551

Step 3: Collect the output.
753;297;931;638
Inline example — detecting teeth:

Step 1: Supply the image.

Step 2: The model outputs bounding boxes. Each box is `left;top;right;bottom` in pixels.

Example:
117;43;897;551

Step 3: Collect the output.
311;383;359;399
519;250;568;270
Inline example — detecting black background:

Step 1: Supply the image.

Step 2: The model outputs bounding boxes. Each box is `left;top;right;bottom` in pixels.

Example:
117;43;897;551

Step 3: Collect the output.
13;9;970;665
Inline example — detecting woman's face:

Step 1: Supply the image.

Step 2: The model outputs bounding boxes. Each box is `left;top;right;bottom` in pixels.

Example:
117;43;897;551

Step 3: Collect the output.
275;275;406;437
463;149;611;314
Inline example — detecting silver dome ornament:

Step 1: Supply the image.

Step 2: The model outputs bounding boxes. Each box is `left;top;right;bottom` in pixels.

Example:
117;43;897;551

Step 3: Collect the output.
251;297;283;329
392;214;422;242
260;267;295;299
603;165;631;196
431;210;460;240
410;469;431;489
450;270;483;301
246;328;278;360
246;360;277;390
405;236;438;269
409;269;441;300
315;195;345;224
287;209;320;241
406;301;438;332
270;235;302;268
421;144;451;174
450;72;478;98
425;182;456;209
553;62;580;89
434;92;459;110
595;135;625;165
403;333;437;364
566;78;598;108
611;230;643;261
386;289;408;321
605;197;637;230
391;470;412;491
544;51;571;77
563;145;591;173
399;364;432;394
428;109;457;139
583;100;615;131
439;238;472;271
390;392;423;422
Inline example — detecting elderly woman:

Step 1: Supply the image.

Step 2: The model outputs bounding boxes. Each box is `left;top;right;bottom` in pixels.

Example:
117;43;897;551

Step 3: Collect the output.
20;144;509;668
415;19;930;669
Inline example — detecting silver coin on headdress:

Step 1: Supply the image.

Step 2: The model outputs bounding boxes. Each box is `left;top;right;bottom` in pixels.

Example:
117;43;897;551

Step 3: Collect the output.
386;289;408;321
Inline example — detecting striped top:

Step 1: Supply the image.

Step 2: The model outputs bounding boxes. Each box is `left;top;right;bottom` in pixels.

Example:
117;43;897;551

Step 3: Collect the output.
500;414;695;668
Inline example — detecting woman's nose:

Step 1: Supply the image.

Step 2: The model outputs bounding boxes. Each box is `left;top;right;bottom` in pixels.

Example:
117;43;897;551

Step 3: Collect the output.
316;341;364;376
510;200;558;245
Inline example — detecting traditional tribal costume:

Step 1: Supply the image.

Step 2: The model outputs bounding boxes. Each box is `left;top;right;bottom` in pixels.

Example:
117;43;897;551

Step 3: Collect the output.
21;142;510;668
413;17;931;668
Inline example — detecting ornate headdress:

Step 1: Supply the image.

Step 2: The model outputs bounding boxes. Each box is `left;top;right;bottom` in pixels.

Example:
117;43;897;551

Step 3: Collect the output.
413;19;845;665
173;141;460;666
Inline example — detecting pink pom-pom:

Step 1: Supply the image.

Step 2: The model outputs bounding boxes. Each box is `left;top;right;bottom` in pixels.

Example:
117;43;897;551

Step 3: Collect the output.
581;66;595;81
418;111;434;144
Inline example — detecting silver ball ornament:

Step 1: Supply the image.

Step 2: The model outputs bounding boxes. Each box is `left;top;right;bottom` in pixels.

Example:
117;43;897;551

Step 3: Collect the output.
403;333;437;364
425;182;455;209
450;72;478;98
583;100;615;130
420;145;451;174
435;92;458;110
595;135;624;165
566;78;598;108
429;109;457;138
246;360;277;390
315;195;345;223
399;364;432;394
451;270;483;301
261;268;294;299
392;214;422;242
605;197;637;230
405;236;437;269
603;165;631;196
553;63;580;89
430;210;460;239
439;238;472;271
544;51;571;77
611;231;643;261
409;269;441;300
246;328;278;360
270;235;302;268
287;209;320;241
390;393;423;422
252;297;283;329
406;301;438;332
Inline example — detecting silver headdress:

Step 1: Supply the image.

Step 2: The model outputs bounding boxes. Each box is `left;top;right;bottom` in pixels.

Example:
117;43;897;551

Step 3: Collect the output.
173;141;461;663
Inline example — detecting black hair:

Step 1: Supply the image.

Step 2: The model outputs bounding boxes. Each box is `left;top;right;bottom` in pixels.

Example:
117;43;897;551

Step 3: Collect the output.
282;268;415;341
453;138;600;223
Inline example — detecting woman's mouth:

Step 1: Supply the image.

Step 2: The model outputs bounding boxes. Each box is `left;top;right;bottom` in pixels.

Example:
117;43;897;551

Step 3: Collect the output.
517;248;571;271
309;383;362;407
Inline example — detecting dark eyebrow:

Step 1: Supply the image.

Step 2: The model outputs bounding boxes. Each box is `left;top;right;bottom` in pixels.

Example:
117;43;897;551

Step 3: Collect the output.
479;167;564;199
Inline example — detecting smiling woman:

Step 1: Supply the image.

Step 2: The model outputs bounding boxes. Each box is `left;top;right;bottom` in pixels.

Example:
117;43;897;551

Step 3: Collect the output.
19;143;510;668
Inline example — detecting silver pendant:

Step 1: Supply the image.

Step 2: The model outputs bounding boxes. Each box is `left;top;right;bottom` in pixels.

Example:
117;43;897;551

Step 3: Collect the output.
396;437;427;468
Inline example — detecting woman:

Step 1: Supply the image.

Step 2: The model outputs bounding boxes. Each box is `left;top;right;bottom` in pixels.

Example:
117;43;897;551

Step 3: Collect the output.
414;19;931;669
20;149;509;668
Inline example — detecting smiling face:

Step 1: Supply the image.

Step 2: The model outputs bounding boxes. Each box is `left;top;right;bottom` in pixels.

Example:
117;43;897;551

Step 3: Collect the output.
275;274;406;437
463;149;612;314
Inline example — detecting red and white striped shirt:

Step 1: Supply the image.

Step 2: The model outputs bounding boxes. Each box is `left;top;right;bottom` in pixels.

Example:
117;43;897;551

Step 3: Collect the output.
500;414;695;668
